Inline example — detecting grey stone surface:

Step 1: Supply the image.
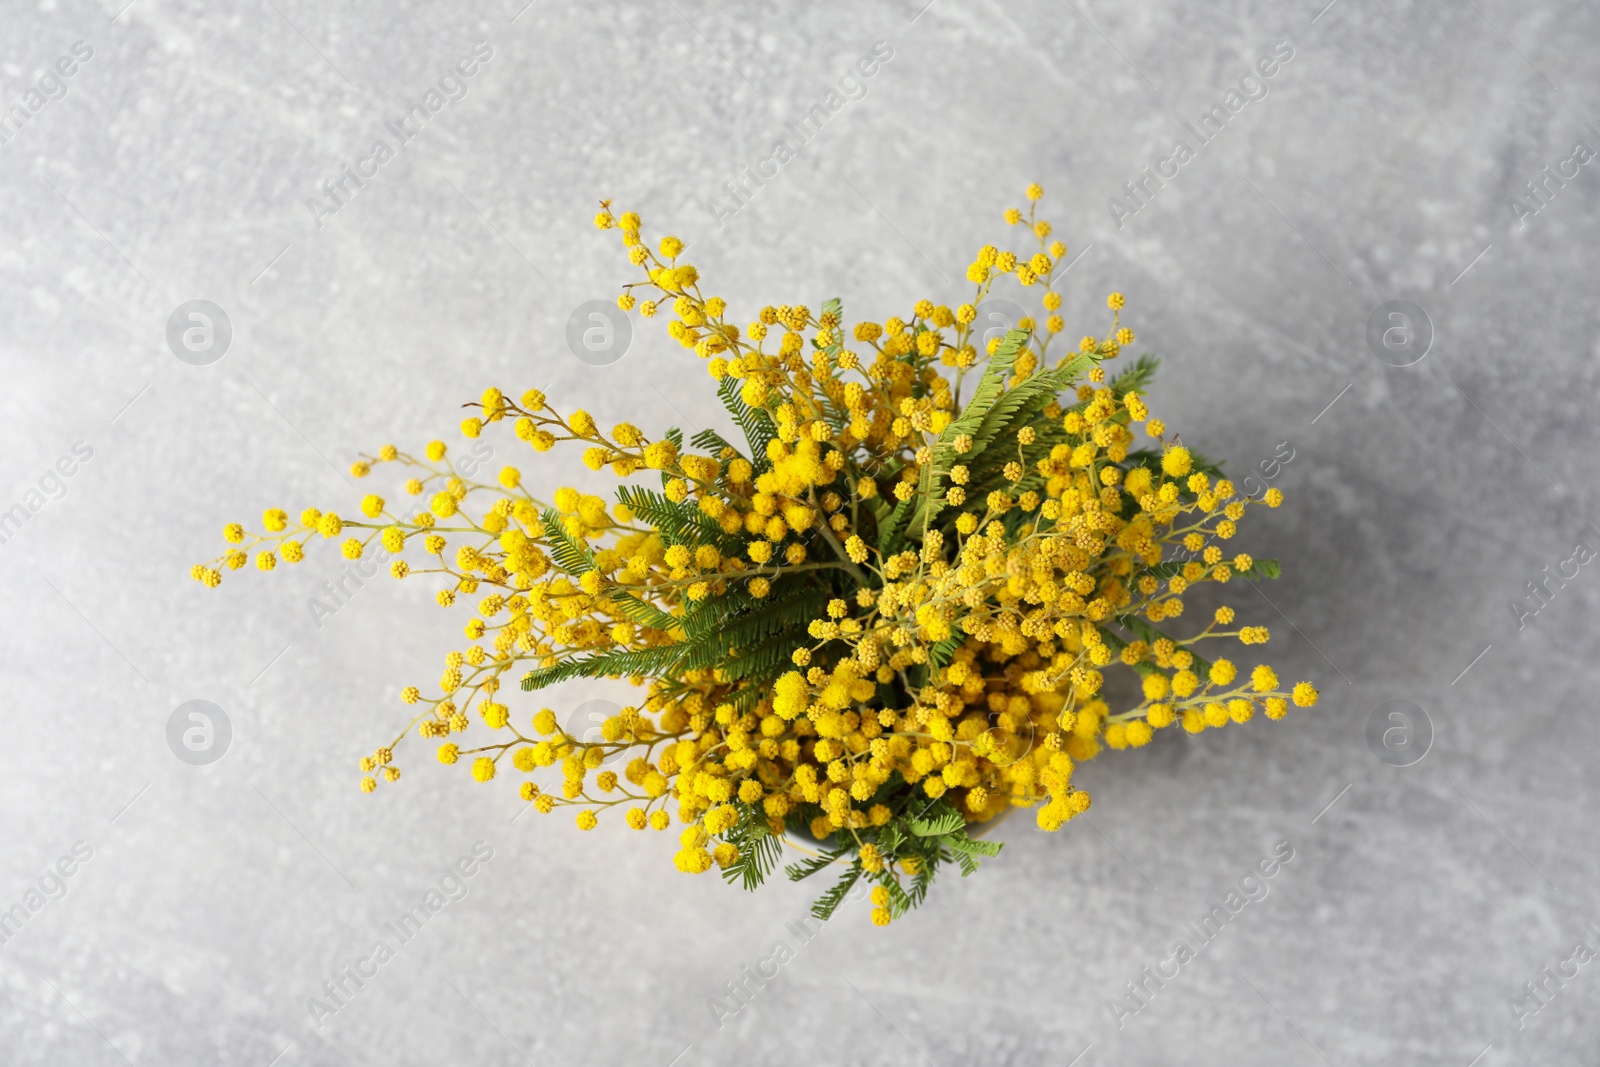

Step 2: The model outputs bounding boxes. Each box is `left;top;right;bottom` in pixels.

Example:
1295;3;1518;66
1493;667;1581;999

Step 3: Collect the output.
1;0;1597;1063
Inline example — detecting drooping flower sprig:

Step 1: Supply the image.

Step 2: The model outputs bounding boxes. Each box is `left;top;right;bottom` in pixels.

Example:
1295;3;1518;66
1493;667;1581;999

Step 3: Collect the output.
196;186;1318;925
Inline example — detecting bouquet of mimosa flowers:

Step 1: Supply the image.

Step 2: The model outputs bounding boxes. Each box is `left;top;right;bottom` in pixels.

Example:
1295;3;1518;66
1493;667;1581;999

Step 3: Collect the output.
195;186;1318;925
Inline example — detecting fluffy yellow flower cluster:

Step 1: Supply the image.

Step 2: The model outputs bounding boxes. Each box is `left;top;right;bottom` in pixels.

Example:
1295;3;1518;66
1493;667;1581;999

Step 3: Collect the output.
195;187;1318;924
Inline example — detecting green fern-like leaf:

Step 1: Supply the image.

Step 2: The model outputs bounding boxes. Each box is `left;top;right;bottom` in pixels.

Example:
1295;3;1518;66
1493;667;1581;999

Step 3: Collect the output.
915;335;1096;532
613;485;731;551
1110;354;1160;396
605;589;679;633
681;580;824;641
928;635;962;670
944;833;1002;858
716;376;776;464
954;351;1098;499
908;808;964;837
810;863;862;921
1244;558;1281;580
876;495;915;555
785;844;850;883
689;427;746;463
520;644;689;691
720;805;784;892
549;582;821;694
540;508;596;575
900;859;935;914
968;350;1095;456
876;869;915;917
943;329;1028;443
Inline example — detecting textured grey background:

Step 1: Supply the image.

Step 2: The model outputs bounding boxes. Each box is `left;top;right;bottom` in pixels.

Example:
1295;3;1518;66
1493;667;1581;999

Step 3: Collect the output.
1;0;1597;1064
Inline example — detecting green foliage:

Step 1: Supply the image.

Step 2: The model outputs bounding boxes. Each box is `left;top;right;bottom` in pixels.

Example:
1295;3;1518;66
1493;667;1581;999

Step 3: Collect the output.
875;869;916;915
910;329;1028;534
942;330;1027;446
689;427;746;463
927;635;963;670
521;580;829;693
908;808;965;837
944;834;1002;858
915;332;1100;535
605;589;679;633
966;350;1096;468
539;507;595;575
715;375;776;466
876;495;915;555
785;843;852;883
810;863;862;921
520;645;684;691
613;484;729;550
772;794;1007;919
1110;353;1160;396
1241;557;1281;580
720;803;784;892
897;859;935;914
705;584;830;681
